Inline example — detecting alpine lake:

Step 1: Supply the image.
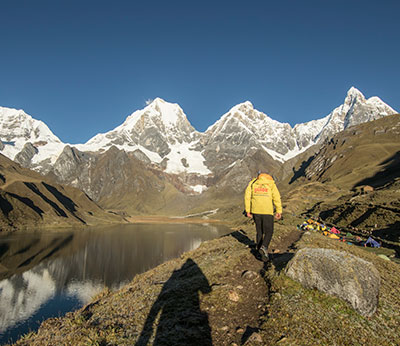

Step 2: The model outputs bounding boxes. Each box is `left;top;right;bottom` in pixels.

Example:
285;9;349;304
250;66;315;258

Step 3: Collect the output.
0;222;231;345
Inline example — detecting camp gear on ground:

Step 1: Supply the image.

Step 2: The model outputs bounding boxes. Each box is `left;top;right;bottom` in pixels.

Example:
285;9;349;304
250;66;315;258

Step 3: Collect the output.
330;227;340;234
363;237;381;248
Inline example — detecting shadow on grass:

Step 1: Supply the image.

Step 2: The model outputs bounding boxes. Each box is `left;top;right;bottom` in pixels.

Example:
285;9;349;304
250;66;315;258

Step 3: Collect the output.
230;229;296;273
354;151;400;189
136;258;212;346
228;229;262;261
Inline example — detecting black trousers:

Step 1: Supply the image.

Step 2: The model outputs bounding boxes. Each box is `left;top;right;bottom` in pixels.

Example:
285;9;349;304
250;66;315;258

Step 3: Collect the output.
253;214;274;250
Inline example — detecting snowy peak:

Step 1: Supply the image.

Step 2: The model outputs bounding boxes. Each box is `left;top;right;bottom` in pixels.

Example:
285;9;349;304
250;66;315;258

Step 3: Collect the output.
205;87;397;163
345;86;366;103
0;106;64;163
112;98;189;133
0;106;61;144
83;98;198;151
203;100;297;165
78;98;209;175
142;97;188;128
206;100;285;136
229;101;254;113
0;87;397;181
315;87;397;141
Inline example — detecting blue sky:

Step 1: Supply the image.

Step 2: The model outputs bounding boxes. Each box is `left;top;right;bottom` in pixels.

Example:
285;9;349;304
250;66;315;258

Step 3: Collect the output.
1;0;399;144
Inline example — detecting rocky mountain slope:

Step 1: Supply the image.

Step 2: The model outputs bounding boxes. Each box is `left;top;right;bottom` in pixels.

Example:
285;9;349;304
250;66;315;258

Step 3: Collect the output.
283;114;400;244
288;113;400;188
75;98;210;176
0;88;397;216
0;154;125;232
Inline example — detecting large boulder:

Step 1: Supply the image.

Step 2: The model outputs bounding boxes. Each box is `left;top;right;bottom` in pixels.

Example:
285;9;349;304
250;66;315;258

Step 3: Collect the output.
286;248;380;316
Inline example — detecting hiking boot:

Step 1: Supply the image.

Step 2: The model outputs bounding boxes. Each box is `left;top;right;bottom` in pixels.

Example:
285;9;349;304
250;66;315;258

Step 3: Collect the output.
259;246;269;262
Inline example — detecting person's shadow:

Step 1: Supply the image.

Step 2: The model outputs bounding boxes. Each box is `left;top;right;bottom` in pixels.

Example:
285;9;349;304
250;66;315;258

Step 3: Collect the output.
229;229;295;272
135;258;213;346
228;229;261;260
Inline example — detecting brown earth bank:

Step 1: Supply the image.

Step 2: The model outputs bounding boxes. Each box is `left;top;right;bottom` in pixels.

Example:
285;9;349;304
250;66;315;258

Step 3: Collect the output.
10;214;400;346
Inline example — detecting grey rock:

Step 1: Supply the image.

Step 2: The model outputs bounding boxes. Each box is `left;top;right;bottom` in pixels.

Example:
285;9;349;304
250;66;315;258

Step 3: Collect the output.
131;149;151;163
14;142;38;166
245;332;263;344
51;145;95;196
286;248;380;316
241;270;258;280
139;126;171;158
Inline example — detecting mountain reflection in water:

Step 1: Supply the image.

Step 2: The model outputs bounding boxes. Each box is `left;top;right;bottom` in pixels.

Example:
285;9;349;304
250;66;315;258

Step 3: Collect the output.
0;223;229;344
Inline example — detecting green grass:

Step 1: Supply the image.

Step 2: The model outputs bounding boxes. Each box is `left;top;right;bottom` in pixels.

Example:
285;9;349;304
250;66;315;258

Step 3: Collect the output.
257;230;400;346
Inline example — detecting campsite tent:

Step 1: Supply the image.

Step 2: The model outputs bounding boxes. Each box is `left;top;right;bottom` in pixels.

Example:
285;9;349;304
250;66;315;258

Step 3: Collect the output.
363;237;381;248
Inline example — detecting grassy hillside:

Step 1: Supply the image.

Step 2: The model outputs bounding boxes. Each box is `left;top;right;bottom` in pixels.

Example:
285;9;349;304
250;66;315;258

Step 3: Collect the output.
0;154;125;232
286;114;400;190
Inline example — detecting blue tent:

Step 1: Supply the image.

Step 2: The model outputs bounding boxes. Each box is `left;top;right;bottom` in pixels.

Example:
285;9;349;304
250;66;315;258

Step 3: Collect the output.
364;237;381;248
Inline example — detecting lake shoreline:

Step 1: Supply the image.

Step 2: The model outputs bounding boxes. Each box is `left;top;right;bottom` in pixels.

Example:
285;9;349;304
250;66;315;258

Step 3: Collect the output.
127;215;222;224
0;222;232;345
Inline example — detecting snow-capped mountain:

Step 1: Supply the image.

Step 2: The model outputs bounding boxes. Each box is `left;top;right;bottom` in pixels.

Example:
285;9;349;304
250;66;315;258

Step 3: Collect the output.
202;101;299;168
0;106;65;168
202;87;397;165
0;87;397;199
76;98;211;175
313;87;397;142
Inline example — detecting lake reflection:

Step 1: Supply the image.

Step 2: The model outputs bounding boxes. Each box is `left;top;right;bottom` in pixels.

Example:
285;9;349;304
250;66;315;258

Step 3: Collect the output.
0;223;230;344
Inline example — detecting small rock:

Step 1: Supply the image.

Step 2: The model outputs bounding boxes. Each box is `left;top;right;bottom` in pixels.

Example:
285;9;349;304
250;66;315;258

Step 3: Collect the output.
236;328;244;333
378;254;390;261
241;270;257;279
236;285;244;290
247;332;263;343
228;291;240;302
273;249;280;254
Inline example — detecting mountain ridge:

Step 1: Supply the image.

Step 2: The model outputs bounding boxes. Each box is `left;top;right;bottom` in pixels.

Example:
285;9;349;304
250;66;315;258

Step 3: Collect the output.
0;87;397;197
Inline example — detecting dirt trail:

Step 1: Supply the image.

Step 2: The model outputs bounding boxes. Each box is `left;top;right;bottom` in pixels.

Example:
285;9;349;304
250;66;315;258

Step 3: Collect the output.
203;227;304;345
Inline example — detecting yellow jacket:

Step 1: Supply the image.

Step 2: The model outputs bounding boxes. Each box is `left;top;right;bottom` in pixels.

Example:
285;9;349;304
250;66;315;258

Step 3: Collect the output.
244;174;282;215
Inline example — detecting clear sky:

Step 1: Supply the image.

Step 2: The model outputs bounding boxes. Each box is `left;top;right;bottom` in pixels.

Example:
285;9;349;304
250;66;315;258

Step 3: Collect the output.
1;0;399;144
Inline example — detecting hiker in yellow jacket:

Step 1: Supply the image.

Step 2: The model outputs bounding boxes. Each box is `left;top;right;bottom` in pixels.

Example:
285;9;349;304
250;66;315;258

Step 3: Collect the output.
244;172;282;261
